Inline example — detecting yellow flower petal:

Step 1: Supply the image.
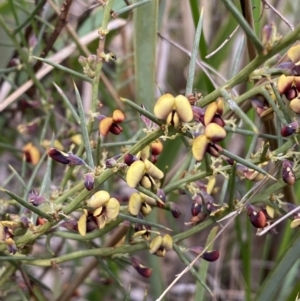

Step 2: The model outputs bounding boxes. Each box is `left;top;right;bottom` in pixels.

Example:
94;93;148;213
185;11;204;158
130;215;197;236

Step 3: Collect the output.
277;75;294;94
290;98;300;114
204;102;218;126
162;234;173;250
154;94;175;120
166;111;180;127
99;117;113;136
192;135;209;161
89;190;111;208
126;160;145;188
106;197;120;219
112;109;125;123
140;193;156;205
174;95;193;123
144;159;164;180
78;212;87;236
204;123;226;142
149;235;163;254
140;175;153;189
93;206;103;216
141;203;152;215
287;45;300;64
290;218;300;228
128;193;143;216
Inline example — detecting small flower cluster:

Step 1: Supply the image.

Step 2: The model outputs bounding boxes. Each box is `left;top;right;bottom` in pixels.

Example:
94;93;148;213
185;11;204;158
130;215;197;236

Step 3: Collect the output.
125;149;164;189
97;109;125;136
78;190;120;235
153;93;193;127
149;234;173;257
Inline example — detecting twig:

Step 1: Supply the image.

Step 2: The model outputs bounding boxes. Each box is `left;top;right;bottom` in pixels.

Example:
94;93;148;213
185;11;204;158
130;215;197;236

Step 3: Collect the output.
262;0;294;31
33;0;74;72
186;6;204;95
205;26;240;59
240;0;257;60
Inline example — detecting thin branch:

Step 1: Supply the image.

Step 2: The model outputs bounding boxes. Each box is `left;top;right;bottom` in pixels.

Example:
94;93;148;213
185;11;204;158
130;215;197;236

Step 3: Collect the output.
205;26;240;59
262;0;294;31
33;0;74;72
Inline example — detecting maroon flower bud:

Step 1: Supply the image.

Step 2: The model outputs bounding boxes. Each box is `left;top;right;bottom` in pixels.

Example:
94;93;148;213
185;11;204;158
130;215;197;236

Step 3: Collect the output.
124;153;137;166
207;143;223;158
247;206;267;228
202;250;220;262
131;257;152;278
211;114;225;127
109;123;123;135
170;203;181;218
282;160;295;185
191;202;201;216
47;148;86;166
281;121;298;137
9;58;20;67
84;173;95;191
285;87;298;101
188;246;219;262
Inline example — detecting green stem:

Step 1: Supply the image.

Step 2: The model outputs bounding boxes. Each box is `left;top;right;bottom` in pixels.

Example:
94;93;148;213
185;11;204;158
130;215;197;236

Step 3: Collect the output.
33;57;92;83
221;0;263;54
186;7;204;95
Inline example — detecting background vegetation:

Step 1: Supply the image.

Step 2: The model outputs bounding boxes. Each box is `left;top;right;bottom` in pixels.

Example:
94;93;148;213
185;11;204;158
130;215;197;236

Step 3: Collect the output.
1;0;300;300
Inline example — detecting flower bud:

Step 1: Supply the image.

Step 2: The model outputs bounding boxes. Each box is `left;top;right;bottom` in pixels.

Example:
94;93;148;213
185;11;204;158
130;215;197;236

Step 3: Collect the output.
281;121;298;137
282;160;295;185
47;148;85;166
247;206;267;228
28;189;45;206
84;173;95;191
170;203;181;218
131;257;152;278
202;250;220;262
191;202;201;216
124;153;137;166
